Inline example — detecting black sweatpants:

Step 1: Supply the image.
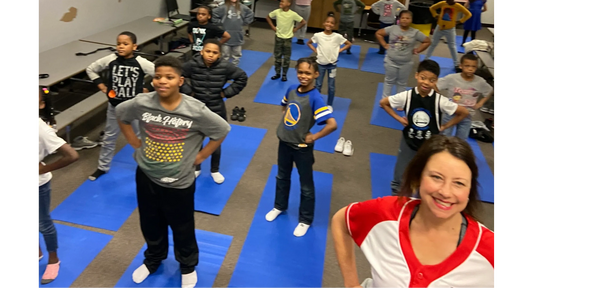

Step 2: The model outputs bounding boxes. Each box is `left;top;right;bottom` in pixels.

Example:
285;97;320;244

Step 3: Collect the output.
136;167;198;274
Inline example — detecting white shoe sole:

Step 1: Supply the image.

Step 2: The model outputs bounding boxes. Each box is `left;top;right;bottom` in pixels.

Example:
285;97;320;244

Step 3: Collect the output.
72;144;98;151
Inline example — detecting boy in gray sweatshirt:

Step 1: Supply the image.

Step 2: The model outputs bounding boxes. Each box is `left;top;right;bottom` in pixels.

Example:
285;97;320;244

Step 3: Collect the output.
372;0;406;54
212;0;254;67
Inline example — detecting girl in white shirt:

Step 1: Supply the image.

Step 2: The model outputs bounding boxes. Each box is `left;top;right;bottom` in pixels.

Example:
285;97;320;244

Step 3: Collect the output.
308;12;352;110
38;88;79;284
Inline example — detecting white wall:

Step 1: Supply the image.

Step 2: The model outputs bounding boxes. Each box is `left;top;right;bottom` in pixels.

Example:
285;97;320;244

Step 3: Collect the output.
254;0;280;19
481;0;494;25
39;0;191;52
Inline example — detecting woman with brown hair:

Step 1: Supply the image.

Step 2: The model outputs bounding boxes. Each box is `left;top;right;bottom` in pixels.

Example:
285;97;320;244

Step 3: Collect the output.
331;135;493;288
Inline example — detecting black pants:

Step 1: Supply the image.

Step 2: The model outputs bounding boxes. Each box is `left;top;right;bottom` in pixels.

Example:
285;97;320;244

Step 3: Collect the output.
136;167;198;274
274;141;316;225
462;30;477;45
196;105;227;173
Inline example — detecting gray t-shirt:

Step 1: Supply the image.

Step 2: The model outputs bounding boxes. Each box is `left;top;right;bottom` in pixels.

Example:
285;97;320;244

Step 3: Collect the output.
116;92;231;189
436;73;493;109
384;25;427;65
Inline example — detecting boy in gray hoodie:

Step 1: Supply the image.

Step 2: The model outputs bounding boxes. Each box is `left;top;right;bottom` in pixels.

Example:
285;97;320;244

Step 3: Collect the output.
372;0;406;54
213;0;254;67
334;0;365;54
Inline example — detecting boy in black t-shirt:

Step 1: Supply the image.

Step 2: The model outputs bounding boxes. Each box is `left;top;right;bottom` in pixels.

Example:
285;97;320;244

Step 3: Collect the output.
188;5;230;56
379;60;469;194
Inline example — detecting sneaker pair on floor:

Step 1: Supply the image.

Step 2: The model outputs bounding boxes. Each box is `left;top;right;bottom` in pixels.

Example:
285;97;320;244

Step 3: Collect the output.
483;118;498;130
271;74;287;81
335;137;354;156
231;106;246;122
194;170;225;184
480;107;494;114
132;264;197;288
265;208;310;237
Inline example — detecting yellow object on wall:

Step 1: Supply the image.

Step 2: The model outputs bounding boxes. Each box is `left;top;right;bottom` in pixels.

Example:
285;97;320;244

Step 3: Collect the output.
410;23;432;37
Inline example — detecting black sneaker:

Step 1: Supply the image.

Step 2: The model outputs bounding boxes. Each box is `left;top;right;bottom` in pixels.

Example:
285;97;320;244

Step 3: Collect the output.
281;75;287;82
89;169;106;181
377;50;385;55
231;106;240;121
346;49;352;55
296;39;305;45
271;74;281;80
245;30;250;37
238;107;247;122
484;118;494;130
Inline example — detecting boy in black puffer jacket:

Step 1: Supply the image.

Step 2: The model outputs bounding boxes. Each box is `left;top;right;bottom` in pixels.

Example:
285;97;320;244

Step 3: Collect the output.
182;39;248;184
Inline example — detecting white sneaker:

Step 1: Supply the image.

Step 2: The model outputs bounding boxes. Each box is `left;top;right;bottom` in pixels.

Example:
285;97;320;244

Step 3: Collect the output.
181;270;197;288
361;278;373;288
194;170;201;178
265;208;283;221
293;223;310;237
342;140;354;156
132;264;150;284
211;172;225;184
327;105;333;113
479;107;489;113
489;108;494;115
335;137;345;152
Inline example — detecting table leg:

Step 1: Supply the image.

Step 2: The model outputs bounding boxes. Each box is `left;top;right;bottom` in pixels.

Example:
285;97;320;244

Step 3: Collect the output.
66;125;71;144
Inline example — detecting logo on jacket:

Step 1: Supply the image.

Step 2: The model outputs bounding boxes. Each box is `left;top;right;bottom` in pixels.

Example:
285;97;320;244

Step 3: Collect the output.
284;103;301;128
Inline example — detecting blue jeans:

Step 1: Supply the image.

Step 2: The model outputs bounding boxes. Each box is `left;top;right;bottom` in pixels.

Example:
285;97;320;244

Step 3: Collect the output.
274;141;316;225
425;26;459;67
39;181;58;252
441;112;472;140
316;64;337;106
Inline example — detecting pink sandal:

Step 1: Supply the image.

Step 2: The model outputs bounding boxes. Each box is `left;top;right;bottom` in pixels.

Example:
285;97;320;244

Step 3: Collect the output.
41;261;60;284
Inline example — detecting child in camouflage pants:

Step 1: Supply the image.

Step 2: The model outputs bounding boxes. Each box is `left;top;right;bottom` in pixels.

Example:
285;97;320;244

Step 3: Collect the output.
266;0;306;81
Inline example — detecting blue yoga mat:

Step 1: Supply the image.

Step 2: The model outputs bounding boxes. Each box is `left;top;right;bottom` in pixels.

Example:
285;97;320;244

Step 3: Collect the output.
337;45;361;70
370;83;409;130
228;165;333;287
115;229;232;288
310;96;351;153
194;124;267;215
370;152;396;199
456;36;472;54
238;50;272;78
466;138;494;203
290;38;314;62
369;149;494;203
223;50;273;92
359;47;386;74
254;68;299;105
419;54;455;78
39;223;113;288
108;124;267;216
50;160;138;232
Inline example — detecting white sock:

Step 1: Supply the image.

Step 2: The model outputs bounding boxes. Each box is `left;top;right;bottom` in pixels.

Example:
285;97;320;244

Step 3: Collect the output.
211;172;225;184
182;270;197;288
194;170;201;178
293;223;310;237
265;208;282;222
132;264;150;284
